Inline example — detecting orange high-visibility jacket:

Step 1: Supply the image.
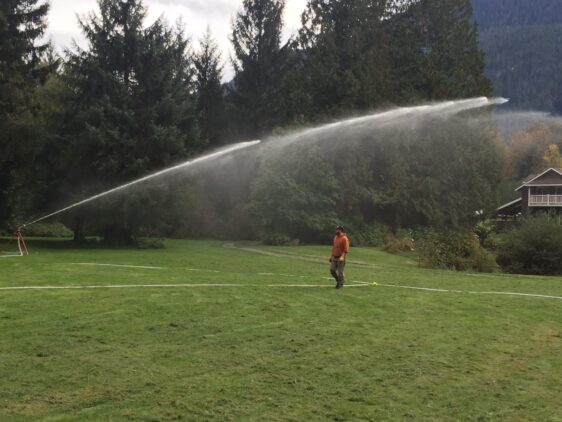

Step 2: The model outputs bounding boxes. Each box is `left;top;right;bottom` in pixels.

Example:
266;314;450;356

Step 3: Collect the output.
332;233;350;258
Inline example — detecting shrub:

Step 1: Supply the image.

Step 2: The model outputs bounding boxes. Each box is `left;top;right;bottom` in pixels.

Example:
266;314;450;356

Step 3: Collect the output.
347;221;391;247
262;232;291;246
136;237;165;249
474;219;495;245
482;231;507;251
497;216;562;275
409;226;430;243
25;223;73;238
382;234;415;253
419;228;498;272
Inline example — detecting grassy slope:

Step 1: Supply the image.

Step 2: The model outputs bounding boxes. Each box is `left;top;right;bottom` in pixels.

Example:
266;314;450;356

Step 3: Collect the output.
0;240;561;421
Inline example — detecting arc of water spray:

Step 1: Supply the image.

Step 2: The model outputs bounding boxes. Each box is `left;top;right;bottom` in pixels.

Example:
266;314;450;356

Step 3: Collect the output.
24;140;261;227
23;97;508;228
278;97;508;145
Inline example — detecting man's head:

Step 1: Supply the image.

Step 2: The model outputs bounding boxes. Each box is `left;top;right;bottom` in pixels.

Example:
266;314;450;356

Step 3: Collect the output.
335;225;344;235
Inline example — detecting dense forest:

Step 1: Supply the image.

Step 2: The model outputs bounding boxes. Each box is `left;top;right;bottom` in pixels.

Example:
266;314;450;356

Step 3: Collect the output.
472;0;562;112
472;0;562;30
480;24;562;113
0;0;553;246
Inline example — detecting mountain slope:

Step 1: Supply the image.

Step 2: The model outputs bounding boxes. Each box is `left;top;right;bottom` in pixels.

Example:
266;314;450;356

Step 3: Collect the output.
480;24;562;112
472;0;562;112
472;0;562;30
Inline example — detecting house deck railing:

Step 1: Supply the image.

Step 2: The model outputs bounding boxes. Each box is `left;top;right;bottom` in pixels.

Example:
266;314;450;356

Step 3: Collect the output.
529;195;562;206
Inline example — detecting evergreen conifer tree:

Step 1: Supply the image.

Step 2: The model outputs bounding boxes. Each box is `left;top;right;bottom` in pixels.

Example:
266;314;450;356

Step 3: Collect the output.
298;0;393;118
63;0;200;243
409;0;492;99
194;27;226;146
0;0;50;228
230;0;287;137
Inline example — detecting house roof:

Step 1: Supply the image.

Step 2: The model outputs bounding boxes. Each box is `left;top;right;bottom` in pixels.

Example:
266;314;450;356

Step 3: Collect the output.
516;168;562;191
497;197;522;216
523;173;539;183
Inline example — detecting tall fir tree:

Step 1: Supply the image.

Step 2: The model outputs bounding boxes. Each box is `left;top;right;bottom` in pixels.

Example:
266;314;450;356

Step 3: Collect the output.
0;0;49;116
407;0;492;99
277;46;312;126
230;0;287;137
0;0;50;228
298;0;394;118
194;27;226;146
61;0;200;243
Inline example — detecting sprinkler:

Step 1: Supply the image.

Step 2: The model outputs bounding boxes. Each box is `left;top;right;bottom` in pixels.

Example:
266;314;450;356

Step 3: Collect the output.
15;226;29;256
0;225;29;257
22;140;262;228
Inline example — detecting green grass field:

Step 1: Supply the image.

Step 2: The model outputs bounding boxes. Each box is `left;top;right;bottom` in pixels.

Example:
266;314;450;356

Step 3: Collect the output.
1;239;561;421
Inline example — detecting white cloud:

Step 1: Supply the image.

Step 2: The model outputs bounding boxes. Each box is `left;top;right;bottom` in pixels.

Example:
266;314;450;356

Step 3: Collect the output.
149;0;238;19
45;0;308;80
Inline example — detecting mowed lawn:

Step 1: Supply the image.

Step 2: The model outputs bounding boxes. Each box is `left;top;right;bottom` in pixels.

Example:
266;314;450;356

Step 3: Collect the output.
0;240;561;421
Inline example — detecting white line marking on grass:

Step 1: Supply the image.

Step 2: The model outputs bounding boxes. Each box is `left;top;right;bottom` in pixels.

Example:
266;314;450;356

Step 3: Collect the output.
66;264;339;282
0;284;245;291
233;243;562;297
69;263;165;270
267;283;370;288
267;284;333;288
468;291;562;300
259;272;311;279
350;280;371;285
0;282;372;291
19;262;562;301
184;268;220;273
378;283;450;293
373;283;562;301
1;279;559;299
70;264;219;273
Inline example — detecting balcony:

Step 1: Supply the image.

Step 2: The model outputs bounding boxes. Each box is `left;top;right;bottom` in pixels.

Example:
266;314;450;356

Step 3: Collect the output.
529;194;562;206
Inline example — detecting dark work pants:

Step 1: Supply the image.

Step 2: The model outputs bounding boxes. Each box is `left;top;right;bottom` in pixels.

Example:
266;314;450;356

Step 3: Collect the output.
330;259;346;286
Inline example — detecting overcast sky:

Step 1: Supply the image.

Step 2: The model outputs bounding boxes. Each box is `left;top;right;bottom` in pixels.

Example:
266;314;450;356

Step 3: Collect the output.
45;0;308;80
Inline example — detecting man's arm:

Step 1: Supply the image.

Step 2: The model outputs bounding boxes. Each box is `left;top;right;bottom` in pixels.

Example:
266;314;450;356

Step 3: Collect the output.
340;237;350;261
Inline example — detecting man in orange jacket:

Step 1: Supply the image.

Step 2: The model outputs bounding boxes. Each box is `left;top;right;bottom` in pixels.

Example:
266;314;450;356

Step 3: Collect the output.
330;225;350;289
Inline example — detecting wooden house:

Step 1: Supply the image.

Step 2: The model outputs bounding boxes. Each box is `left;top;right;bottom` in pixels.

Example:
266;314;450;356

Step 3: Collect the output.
497;168;562;217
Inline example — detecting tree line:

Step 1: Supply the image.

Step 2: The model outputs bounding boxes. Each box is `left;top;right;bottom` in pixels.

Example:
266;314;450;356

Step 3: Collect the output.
1;0;498;244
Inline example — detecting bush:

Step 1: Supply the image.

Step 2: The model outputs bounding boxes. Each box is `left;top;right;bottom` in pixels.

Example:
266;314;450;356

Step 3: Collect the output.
482;231;507;251
409;226;430;243
497;216;562;275
136;237;166;249
347;221;391;247
419;228;498;272
25;223;73;238
474;219;495;245
382;234;415;253
262;232;292;246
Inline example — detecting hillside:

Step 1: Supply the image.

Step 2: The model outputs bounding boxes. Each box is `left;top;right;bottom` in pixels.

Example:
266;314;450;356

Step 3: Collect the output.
472;0;562;30
480;24;562;112
472;0;562;112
